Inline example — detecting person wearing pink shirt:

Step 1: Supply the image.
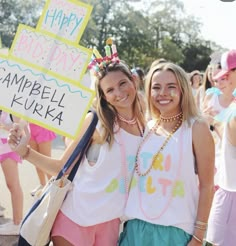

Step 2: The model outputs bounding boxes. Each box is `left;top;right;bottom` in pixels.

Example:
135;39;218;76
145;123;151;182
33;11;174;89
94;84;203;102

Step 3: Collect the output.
0;110;23;235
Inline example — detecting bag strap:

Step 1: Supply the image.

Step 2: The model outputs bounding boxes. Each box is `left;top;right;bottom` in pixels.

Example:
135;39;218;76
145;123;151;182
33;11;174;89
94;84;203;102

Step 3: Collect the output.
67;110;98;182
56;110;98;181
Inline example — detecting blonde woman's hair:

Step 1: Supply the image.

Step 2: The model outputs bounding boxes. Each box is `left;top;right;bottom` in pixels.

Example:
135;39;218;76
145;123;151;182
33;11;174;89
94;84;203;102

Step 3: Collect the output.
145;62;200;124
95;61;145;147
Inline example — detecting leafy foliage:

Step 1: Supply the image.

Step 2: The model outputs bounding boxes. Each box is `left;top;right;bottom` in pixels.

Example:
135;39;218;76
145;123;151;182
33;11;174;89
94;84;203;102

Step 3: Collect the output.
0;0;45;47
0;0;225;72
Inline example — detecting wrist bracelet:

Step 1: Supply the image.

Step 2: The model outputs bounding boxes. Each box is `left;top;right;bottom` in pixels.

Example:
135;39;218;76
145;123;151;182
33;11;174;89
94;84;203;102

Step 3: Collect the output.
195;220;208;226
193;235;203;244
21;146;31;160
194;225;206;231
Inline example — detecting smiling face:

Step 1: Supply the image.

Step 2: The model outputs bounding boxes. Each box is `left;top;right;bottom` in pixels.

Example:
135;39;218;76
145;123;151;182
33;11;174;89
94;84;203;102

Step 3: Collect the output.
150;70;182;116
213;65;235;95
191;74;202;88
99;70;136;113
214;76;232;94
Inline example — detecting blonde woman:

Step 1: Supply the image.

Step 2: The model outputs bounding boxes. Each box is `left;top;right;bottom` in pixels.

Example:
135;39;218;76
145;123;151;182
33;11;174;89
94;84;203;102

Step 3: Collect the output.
119;63;214;246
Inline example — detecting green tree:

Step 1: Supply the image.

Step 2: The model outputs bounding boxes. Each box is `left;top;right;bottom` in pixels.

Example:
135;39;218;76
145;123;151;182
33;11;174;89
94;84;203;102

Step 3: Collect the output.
181;41;212;72
82;0;151;68
0;0;45;48
160;37;184;64
0;0;225;71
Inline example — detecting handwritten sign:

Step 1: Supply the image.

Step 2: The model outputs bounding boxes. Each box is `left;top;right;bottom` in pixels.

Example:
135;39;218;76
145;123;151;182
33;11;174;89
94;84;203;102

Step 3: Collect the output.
0;0;94;139
10;25;91;84
0;57;94;138
37;0;92;43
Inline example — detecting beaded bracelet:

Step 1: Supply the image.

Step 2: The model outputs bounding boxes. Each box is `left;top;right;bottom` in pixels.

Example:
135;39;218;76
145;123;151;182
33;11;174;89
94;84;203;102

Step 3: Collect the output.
195;220;208;226
193;235;203;244
195;220;207;230
194;225;207;231
21;146;31;160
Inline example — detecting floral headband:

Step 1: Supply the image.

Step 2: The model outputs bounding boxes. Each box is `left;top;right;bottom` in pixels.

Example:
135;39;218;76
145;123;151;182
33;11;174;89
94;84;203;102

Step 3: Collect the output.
88;38;120;77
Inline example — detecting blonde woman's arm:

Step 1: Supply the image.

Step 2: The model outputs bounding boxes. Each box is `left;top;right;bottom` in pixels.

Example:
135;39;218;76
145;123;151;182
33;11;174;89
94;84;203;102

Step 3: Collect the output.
188;119;215;245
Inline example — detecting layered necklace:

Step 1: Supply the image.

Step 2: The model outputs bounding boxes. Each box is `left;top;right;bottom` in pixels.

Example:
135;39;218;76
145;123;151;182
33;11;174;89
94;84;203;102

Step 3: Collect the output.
135;112;183;177
117;113;144;137
160;111;183;123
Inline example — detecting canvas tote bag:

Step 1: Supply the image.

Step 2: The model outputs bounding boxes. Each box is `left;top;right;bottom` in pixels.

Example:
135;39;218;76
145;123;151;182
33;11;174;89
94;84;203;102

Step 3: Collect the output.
18;111;98;246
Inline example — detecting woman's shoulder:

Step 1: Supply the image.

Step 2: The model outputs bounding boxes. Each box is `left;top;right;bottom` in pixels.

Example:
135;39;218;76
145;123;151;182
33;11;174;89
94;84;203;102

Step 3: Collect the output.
182;116;207;130
191;117;210;134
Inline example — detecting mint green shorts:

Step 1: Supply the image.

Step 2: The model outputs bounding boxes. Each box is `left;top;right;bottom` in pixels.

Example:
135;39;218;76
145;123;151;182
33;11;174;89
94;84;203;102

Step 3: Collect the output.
119;219;192;246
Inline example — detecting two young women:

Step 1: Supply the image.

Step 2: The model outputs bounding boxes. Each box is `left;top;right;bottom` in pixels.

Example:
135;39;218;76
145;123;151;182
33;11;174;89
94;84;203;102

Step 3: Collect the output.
8;61;145;246
9;61;214;246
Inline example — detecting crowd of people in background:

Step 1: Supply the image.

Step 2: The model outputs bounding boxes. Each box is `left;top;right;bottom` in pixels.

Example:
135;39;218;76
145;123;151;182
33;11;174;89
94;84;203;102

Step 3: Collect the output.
1;48;236;246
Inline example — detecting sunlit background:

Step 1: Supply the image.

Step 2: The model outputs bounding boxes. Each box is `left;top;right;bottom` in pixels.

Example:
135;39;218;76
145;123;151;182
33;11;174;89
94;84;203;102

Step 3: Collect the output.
181;0;236;50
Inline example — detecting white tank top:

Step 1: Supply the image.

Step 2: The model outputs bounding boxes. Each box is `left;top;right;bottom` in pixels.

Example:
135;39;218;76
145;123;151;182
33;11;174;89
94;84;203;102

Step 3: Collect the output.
218;117;236;191
124;119;199;235
60;126;142;226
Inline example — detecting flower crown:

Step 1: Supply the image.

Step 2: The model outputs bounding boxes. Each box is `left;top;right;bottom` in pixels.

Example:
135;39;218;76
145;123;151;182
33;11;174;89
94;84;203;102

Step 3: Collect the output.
88;38;120;77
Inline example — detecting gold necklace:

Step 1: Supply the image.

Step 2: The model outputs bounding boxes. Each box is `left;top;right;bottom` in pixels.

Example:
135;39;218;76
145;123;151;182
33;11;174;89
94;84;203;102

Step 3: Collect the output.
160;112;183;123
135;117;183;177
